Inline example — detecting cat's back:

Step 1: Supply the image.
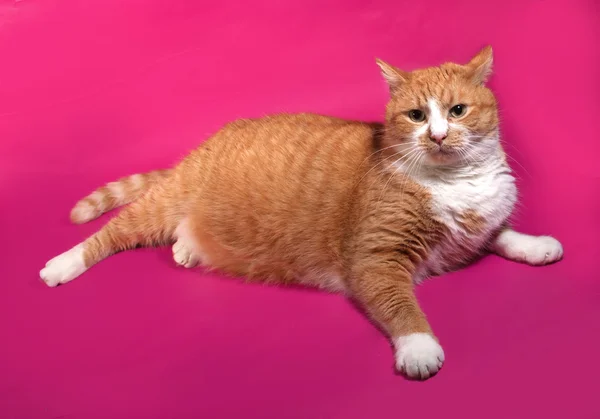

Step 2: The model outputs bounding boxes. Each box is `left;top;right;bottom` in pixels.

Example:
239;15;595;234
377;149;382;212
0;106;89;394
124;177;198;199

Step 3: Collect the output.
189;113;379;196
214;112;376;153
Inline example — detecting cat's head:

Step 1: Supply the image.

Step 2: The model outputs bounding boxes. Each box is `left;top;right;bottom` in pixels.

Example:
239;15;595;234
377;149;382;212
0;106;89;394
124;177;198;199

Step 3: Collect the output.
377;46;498;168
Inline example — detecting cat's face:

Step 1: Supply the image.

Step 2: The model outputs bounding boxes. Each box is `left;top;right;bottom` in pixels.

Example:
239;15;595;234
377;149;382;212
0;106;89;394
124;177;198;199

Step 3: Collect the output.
378;46;499;168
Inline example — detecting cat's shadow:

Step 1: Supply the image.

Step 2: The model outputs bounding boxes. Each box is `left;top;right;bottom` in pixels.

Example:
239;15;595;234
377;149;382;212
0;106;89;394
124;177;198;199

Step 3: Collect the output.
154;246;435;381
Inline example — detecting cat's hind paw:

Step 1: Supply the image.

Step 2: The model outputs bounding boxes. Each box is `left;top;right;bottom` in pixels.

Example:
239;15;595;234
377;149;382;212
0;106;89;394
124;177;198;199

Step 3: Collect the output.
172;238;199;268
40;244;87;287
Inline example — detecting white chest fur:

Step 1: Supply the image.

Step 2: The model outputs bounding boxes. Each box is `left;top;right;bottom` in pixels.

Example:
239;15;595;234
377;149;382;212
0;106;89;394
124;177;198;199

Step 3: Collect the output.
408;154;517;280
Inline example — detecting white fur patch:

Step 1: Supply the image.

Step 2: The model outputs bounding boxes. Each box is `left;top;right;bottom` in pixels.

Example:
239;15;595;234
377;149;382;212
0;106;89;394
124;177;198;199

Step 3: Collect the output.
395;333;445;379
130;173;144;189
404;138;517;278
70;201;97;223
427;99;448;139
173;219;206;267
107;182;126;202
493;230;563;265
40;244;87;287
88;190;106;211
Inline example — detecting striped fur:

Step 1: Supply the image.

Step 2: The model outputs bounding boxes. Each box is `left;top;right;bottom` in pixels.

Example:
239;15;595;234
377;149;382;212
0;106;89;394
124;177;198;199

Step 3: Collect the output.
70;169;171;224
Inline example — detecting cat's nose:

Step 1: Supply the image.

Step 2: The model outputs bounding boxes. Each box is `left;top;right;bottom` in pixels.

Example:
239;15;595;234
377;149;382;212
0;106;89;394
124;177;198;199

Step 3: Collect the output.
429;133;447;145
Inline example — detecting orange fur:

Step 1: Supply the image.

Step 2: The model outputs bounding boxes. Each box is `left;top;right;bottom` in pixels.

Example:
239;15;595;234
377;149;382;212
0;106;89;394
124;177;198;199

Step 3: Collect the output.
457;209;487;235
43;46;534;380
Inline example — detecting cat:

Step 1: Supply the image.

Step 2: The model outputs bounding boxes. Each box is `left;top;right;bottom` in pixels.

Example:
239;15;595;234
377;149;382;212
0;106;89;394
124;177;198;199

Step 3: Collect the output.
40;46;563;380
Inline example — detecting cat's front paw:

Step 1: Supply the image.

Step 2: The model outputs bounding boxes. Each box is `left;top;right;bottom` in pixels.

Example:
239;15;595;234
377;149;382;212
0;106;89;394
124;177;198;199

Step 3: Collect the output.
499;233;564;266
395;333;444;380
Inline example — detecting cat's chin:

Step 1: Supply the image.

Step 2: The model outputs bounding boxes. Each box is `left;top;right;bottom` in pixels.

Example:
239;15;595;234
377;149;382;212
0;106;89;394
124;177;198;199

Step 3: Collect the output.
423;149;461;167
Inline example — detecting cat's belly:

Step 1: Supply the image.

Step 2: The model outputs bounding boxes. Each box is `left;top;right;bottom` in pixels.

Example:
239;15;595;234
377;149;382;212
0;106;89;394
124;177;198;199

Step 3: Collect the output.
187;212;347;289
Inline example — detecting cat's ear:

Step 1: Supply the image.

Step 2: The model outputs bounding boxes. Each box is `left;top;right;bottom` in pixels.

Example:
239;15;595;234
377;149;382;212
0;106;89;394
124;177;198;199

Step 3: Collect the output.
465;45;493;85
376;58;408;92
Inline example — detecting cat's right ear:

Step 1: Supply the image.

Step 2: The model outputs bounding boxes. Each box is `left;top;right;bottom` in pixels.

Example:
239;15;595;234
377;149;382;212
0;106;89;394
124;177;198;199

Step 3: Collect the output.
376;58;408;93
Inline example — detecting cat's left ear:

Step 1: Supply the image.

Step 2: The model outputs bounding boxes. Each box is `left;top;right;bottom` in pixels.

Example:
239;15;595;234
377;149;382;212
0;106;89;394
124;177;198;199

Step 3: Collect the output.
465;45;493;85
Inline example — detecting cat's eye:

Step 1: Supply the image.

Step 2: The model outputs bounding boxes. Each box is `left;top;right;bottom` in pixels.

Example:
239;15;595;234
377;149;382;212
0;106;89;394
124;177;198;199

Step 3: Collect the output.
449;104;467;118
408;109;425;122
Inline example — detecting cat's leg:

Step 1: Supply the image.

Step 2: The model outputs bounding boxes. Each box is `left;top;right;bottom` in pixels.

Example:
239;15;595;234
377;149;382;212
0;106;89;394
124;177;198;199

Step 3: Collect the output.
40;188;176;287
349;263;444;380
491;228;563;265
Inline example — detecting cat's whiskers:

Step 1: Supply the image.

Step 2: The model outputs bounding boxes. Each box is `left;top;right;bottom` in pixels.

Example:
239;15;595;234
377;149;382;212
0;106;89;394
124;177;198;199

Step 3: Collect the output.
383;145;420;171
461;144;486;165
398;150;425;201
362;145;420;189
376;147;424;210
493;144;531;179
464;132;522;167
456;147;471;165
498;137;529;172
357;143;404;168
375;148;420;192
356;145;419;189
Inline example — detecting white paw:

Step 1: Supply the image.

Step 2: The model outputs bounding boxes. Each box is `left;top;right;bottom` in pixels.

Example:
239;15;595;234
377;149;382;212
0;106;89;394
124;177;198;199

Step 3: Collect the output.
498;233;564;266
395;333;445;380
39;244;87;287
172;238;199;268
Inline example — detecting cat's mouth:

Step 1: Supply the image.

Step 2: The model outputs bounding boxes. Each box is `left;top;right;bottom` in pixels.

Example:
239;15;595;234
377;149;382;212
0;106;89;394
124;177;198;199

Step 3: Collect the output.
437;147;454;155
429;144;456;156
424;144;460;164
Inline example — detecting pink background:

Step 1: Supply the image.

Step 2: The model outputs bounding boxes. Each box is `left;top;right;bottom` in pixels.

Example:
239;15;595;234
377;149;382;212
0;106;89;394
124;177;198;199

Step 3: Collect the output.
1;1;599;418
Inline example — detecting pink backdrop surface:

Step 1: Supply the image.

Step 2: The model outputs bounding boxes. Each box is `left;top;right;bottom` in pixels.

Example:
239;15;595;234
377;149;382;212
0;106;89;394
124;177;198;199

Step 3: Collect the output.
1;1;599;418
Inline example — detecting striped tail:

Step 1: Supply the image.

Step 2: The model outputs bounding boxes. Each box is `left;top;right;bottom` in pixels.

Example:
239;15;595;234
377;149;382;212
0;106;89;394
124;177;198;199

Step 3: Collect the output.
70;169;171;224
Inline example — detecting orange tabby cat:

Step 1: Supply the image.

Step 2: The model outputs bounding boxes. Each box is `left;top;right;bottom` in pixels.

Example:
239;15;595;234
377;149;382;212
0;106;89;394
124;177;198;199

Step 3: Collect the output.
40;46;563;380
